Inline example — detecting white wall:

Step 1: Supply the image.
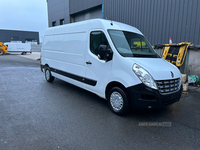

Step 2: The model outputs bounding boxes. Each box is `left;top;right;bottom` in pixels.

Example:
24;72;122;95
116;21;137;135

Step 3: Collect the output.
188;50;200;78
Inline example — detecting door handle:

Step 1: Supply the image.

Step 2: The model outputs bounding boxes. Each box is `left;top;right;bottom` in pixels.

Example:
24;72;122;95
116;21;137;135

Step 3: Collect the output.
86;61;92;65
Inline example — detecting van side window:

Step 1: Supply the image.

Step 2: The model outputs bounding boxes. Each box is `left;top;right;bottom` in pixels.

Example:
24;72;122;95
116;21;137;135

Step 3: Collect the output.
90;31;110;56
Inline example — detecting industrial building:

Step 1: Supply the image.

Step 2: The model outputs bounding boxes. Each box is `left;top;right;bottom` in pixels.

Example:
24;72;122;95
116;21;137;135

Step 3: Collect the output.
0;29;39;44
47;0;200;45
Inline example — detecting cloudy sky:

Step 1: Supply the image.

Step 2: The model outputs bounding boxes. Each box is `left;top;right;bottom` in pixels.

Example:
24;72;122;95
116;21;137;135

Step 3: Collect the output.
0;0;48;42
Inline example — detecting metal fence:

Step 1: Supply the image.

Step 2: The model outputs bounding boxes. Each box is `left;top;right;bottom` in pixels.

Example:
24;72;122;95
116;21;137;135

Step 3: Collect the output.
31;44;41;52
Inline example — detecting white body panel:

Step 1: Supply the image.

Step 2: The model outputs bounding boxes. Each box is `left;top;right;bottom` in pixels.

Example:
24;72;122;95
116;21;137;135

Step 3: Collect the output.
41;19;182;99
128;58;181;80
4;43;31;53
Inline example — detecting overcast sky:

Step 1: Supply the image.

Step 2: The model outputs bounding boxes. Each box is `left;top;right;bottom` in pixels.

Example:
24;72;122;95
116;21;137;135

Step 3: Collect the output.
0;0;48;42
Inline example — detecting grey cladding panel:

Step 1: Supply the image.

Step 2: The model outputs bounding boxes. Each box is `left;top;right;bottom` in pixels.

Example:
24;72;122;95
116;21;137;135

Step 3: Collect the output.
48;2;65;15
48;0;200;45
48;0;69;26
70;0;102;14
0;30;39;43
48;0;64;7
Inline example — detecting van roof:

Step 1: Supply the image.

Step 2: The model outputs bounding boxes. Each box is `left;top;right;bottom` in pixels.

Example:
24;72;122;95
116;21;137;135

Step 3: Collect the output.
45;19;143;36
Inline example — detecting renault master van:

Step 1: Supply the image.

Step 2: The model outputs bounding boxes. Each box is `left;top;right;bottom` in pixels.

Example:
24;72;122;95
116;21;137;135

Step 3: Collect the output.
41;19;182;115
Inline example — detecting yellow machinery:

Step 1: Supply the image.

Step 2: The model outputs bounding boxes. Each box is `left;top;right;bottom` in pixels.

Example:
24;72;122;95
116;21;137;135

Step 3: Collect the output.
0;42;8;55
133;41;146;47
161;42;192;67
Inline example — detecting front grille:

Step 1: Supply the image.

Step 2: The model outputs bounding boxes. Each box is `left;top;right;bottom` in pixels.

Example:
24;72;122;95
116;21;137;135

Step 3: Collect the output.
156;78;180;94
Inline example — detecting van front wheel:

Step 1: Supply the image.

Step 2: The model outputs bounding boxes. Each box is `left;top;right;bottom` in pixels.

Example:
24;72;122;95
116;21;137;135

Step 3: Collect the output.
108;87;130;115
45;67;55;82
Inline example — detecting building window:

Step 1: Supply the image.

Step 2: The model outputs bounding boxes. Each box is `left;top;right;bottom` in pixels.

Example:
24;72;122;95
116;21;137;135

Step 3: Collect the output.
60;19;64;25
13;36;19;40
52;21;56;27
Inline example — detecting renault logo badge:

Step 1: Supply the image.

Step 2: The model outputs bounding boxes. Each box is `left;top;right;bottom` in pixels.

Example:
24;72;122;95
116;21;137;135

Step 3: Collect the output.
171;71;174;78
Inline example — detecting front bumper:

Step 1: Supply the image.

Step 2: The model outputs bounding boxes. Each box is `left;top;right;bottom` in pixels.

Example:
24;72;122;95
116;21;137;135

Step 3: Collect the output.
127;83;183;110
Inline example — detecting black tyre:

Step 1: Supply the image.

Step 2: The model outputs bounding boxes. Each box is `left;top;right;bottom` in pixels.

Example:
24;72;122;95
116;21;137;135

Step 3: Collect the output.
107;87;130;115
0;49;4;55
45;67;55;82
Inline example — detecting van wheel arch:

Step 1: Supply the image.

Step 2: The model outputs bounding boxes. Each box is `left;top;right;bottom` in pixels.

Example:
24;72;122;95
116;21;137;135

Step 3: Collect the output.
43;64;49;71
106;82;130;100
44;64;49;68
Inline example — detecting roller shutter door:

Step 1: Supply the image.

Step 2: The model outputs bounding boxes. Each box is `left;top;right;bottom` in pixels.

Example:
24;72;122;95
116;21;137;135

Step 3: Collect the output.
72;7;102;22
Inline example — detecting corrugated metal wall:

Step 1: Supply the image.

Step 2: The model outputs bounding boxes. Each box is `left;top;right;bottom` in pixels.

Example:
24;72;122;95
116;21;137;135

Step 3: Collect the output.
69;0;200;45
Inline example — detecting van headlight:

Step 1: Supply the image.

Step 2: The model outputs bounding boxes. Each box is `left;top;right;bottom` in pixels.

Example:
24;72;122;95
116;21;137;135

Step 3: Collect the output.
133;64;158;90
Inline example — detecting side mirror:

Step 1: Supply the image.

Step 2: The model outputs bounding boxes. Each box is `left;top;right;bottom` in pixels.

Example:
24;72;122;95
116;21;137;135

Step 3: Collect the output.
98;44;113;62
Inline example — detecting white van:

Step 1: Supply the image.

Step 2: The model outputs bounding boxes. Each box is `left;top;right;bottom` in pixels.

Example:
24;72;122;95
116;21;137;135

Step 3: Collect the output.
4;43;31;55
41;19;183;115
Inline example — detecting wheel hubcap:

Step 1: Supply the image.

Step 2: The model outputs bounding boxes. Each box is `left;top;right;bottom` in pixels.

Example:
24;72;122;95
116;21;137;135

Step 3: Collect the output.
110;91;123;111
45;70;50;80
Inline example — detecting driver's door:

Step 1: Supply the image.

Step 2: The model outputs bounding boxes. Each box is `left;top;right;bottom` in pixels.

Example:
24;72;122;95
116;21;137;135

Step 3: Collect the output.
84;30;112;96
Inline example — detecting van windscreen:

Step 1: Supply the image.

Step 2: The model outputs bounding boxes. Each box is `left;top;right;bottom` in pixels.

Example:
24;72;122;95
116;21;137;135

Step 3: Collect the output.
108;30;160;58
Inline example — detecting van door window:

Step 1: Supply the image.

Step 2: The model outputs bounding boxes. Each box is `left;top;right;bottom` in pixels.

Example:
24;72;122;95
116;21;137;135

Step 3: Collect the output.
90;31;110;56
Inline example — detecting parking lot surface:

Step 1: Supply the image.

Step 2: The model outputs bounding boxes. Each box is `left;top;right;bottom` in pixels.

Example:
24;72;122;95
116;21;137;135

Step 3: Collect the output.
0;53;200;150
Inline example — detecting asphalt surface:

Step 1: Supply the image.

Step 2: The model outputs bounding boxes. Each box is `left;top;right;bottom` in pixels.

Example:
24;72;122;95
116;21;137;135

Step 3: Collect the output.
0;53;200;150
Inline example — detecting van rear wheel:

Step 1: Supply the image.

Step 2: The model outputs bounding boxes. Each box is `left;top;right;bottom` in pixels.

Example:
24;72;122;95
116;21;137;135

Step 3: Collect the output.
21;52;27;55
45;67;55;82
108;87;130;115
